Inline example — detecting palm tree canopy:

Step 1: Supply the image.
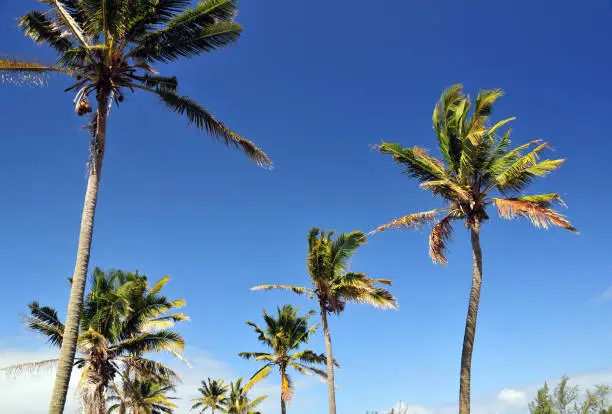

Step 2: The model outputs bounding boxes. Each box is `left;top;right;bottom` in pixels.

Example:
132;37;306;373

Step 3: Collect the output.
191;378;229;413
370;84;577;264
253;229;397;314
0;0;270;167
224;378;267;414
239;305;329;402
108;376;178;414
4;268;186;400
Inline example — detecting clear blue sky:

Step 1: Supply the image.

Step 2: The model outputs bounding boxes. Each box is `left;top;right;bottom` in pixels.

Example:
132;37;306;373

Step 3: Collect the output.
1;1;611;413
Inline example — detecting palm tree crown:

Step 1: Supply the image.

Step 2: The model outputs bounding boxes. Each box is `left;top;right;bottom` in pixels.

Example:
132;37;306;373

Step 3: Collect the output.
108;375;178;414
4;268;187;413
253;228;397;313
239;305;328;409
371;84;577;262
1;0;270;167
224;378;267;414
191;378;229;413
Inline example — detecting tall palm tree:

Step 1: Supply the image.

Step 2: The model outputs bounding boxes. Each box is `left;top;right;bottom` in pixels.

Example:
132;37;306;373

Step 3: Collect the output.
239;305;328;414
370;84;577;414
108;375;178;414
191;378;229;414
252;228;398;414
0;2;270;411
224;378;267;414
3;268;187;413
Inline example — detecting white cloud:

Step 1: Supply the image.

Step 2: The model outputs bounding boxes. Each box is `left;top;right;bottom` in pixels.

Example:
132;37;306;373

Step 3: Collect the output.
498;388;527;405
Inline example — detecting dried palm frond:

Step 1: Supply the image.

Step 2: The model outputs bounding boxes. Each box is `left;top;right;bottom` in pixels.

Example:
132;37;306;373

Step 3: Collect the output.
493;198;577;233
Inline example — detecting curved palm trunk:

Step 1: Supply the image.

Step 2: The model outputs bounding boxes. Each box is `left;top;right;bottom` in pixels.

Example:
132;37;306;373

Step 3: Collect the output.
459;222;483;414
320;308;336;414
49;94;108;414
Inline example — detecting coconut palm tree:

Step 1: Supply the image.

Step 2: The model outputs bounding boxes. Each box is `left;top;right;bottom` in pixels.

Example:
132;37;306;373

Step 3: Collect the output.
3;268;187;413
239;305;328;414
0;2;270;411
370;84;577;414
191;378;229;414
108;375;178;414
252;228;397;414
224;378;267;414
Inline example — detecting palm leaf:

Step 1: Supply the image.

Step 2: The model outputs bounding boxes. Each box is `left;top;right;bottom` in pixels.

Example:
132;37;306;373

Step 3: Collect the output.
429;212;455;265
242;364;272;394
19;11;74;53
493;198;578;233
152;88;271;168
368;209;441;234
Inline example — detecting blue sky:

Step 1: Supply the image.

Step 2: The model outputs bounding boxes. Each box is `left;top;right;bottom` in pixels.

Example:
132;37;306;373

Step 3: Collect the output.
1;0;611;413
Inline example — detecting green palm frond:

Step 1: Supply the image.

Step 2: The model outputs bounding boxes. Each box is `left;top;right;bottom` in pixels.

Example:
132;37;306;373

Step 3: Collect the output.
149;87;271;168
19;11;74;53
330;230;367;271
25;301;65;348
377;142;448;181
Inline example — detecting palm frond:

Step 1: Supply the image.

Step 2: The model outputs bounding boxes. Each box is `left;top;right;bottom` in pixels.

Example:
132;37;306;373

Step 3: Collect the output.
132;20;242;63
151;88;271;168
19;11;74;53
242;364;272;394
429;212;455;265
368;209;441;235
25;301;64;348
49;0;89;47
2;359;59;377
0;58;80;85
330;231;367;272
493;198;578;233
251;284;313;296
377;142;448;182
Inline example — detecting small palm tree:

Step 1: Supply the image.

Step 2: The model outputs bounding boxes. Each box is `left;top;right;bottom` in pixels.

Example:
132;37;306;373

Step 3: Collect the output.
191;378;229;414
108;374;178;414
252;228;397;414
224;378;267;414
0;2;270;411
239;305;328;414
371;84;577;414
3;268;187;413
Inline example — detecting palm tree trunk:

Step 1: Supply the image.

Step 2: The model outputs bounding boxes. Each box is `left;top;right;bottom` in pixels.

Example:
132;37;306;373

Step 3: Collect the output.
320;307;336;414
459;221;483;414
281;396;287;414
49;93;109;414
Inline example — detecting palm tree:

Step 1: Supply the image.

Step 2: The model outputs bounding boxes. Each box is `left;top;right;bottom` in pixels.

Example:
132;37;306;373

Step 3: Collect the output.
239;305;328;414
370;84;577;414
191;378;229;414
224;378;267;414
108;375;178;414
3;268;187;413
0;2;270;411
252;228;397;414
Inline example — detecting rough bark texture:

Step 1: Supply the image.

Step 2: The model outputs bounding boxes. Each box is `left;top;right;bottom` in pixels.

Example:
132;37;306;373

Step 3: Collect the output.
459;221;483;414
320;308;337;414
49;94;108;414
